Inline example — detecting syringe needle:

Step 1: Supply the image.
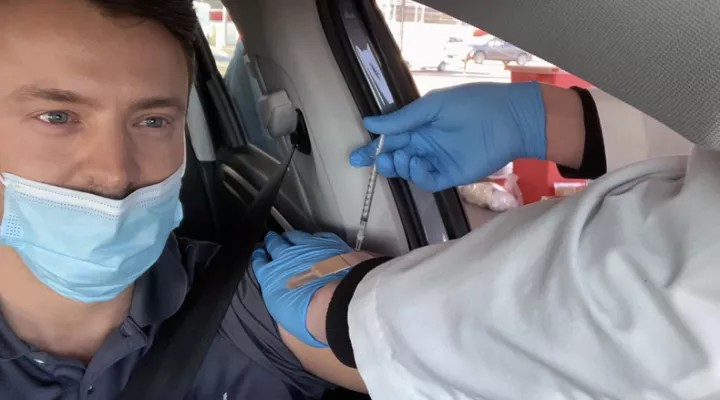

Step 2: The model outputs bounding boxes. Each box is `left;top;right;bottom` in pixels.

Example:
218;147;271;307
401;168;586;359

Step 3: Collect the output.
354;135;385;251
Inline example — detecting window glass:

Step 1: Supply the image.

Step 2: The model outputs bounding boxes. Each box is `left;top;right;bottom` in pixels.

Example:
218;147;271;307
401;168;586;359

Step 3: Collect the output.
340;0;450;244
195;1;287;159
377;0;691;228
342;0;398;114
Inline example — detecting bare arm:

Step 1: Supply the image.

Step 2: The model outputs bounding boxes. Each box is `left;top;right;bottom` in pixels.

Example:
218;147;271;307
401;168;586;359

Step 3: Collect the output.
278;280;367;393
541;83;586;169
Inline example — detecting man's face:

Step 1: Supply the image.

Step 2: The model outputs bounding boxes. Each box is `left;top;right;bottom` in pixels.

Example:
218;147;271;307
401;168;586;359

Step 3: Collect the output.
0;0;189;208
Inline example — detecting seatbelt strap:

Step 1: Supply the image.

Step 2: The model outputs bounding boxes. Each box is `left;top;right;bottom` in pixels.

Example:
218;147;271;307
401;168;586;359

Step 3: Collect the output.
118;147;296;400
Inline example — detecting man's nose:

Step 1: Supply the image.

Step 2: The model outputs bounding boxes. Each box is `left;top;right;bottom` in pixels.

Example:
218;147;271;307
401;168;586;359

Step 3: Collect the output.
83;131;137;199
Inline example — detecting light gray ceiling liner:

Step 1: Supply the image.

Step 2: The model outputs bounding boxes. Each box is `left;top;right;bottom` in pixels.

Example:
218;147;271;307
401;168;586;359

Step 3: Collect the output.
418;0;720;149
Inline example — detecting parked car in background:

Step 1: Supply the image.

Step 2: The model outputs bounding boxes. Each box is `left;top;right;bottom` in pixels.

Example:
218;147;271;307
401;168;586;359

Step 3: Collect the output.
438;35;493;71
467;37;532;65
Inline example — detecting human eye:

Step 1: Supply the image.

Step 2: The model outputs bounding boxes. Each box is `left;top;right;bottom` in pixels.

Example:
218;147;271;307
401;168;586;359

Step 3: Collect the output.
138;117;170;129
37;111;74;125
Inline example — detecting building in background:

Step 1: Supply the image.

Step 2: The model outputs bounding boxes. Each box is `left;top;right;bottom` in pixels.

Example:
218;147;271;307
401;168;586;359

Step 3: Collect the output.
194;0;239;49
196;0;479;53
376;0;464;25
205;0;224;8
373;1;484;71
377;0;477;50
193;1;213;39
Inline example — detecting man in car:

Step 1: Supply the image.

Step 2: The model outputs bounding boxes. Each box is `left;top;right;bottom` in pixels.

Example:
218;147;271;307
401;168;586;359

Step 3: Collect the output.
0;0;364;398
3;1;711;399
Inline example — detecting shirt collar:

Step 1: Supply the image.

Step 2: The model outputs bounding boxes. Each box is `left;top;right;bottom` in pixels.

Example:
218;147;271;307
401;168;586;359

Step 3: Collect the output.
129;235;190;328
0;314;30;360
0;235;191;360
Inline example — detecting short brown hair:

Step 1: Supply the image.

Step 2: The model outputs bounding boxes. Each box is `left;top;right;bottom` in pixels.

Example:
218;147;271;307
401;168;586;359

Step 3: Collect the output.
89;0;198;82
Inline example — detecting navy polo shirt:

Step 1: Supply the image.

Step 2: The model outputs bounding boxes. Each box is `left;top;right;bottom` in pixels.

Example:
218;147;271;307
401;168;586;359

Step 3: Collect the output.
0;235;333;399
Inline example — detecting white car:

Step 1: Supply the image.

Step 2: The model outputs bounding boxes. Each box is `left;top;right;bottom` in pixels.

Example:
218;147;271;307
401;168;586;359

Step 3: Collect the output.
443;36;474;61
402;45;446;71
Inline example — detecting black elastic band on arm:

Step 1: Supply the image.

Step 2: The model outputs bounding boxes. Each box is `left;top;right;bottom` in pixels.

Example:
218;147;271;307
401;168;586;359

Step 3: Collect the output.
325;256;392;368
557;86;607;179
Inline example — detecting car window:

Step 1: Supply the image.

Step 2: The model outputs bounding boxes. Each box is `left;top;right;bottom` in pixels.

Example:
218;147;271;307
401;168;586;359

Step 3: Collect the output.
383;0;692;228
196;1;288;160
193;1;213;38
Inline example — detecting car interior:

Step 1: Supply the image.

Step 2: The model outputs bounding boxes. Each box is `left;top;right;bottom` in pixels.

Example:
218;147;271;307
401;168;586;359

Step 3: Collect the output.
176;0;719;398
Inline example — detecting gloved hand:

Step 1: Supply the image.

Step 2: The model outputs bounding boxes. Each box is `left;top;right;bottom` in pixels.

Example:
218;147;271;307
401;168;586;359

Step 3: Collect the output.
252;230;352;348
349;82;547;192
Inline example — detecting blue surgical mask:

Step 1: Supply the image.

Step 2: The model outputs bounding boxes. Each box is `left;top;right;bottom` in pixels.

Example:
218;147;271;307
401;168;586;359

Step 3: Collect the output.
0;164;184;303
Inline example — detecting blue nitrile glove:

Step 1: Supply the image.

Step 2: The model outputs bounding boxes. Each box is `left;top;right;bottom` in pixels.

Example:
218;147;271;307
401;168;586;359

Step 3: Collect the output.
252;230;352;348
349;81;547;192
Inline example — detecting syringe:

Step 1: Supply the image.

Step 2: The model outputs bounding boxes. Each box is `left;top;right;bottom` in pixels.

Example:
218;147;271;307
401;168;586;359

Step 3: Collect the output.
354;134;385;251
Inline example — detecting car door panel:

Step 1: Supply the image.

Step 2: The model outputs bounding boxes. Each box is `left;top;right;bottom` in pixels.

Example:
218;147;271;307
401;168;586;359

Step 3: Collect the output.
187;0;415;258
223;0;426;257
188;0;468;260
188;27;309;237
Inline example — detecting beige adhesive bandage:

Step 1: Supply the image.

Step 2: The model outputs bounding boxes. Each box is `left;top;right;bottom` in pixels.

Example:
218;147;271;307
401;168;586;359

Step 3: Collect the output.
287;251;376;289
